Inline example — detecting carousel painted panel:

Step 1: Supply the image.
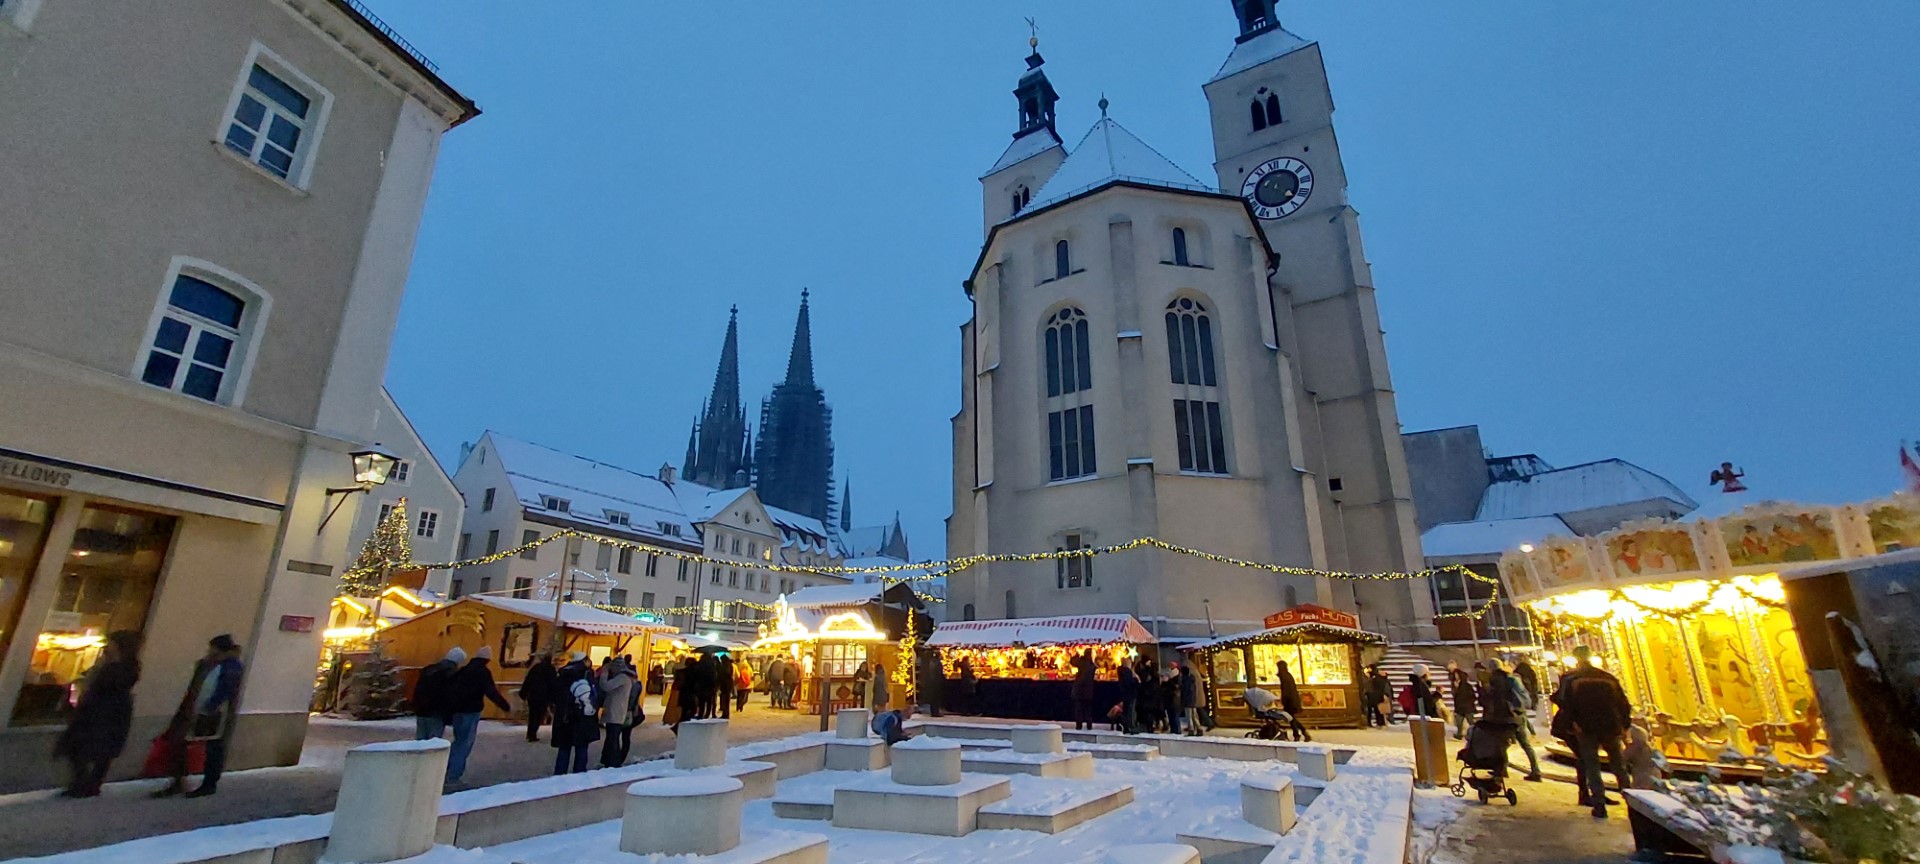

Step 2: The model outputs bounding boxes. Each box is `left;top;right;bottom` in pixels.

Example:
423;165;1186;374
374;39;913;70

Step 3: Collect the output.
1602;520;1708;584
1858;494;1920;554
1718;504;1843;569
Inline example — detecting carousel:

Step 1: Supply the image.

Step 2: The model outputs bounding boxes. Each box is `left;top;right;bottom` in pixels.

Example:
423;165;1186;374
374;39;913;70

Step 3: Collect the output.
1502;495;1920;769
1183;605;1384;728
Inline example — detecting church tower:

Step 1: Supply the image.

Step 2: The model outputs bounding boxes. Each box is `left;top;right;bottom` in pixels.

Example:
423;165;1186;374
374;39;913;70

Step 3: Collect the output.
979;36;1067;235
684;306;752;489
1202;3;1431;630
754;290;836;523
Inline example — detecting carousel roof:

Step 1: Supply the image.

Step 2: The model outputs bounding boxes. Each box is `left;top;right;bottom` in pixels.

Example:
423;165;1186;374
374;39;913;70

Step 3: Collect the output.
926;614;1155;649
1180;620;1386;651
462;595;678;636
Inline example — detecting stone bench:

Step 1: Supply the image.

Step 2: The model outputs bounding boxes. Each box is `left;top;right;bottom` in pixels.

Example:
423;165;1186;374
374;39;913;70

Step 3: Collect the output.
977;779;1135;834
961;749;1095;779
831;774;1013;836
727;739;827;779
326;739;449;864
1173;774;1297;864
623;775;744;856
825;737;890;771
1061;730;1355;765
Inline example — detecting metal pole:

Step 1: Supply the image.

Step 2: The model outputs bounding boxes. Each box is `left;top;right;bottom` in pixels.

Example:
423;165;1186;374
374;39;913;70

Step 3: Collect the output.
550;535;578;654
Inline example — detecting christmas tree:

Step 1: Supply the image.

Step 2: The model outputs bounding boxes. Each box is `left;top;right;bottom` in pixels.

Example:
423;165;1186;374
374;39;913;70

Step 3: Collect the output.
340;498;413;597
345;653;408;720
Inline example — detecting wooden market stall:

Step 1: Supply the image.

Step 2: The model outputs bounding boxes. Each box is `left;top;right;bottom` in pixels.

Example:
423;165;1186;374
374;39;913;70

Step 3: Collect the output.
378;594;677;719
751;583;930;718
925;614;1156;721
1184;604;1382;729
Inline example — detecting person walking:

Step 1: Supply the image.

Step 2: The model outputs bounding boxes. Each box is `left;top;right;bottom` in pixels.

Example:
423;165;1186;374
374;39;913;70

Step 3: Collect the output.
1409;664;1441;718
717;652;736;719
599;657;638;768
412;647;463;741
733;659;753;713
779;658;800;710
551;652;599;775
1116;663;1140;734
871;663;889;712
1274;660;1311;742
920;653;945;717
956;659;977;716
55;630;141;798
1134;659;1162;733
1161;666;1183;734
1512;656;1543;726
1553;646;1632;818
853;661;872;712
765;657;788;709
1069;650;1096;730
1363;665;1391;727
1447;662;1478;739
155;634;244;798
663;657;689;731
1479;661;1543;781
445;646;511;786
519;653;557;743
1177;661;1202;736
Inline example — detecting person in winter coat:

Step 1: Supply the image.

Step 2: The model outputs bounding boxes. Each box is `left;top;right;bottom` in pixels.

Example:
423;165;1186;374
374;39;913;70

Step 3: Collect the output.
717;653;736;719
1363;665;1393;727
518;653;558;743
412;647;464;741
871;663;889;712
663;656;691;729
1479;661;1542;781
551;652;599;775
765;657;788;708
55;630;141;798
920;653;945;717
598;658;638;768
1134;659;1162;732
1116;664;1140;733
1447;662;1478;739
1160;667;1183;734
956;659;977;716
734;660;753;713
1274;660;1311;742
1069;651;1097;730
1409;664;1441;718
1552;646;1632;817
155;634;245;798
446;647;512;785
1177;661;1202;736
780;659;801;710
1512;657;1541;714
853;661;872;711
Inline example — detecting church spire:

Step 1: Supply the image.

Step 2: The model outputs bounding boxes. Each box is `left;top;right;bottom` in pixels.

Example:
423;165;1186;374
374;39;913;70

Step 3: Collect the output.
783;289;815;387
839;478;853;533
1013;24;1060;138
1230;0;1280;42
686;306;751;489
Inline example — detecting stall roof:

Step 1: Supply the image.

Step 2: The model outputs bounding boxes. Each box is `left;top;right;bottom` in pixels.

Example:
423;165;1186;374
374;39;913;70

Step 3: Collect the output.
927;615;1154;648
462;595;678;637
1180;620;1386;651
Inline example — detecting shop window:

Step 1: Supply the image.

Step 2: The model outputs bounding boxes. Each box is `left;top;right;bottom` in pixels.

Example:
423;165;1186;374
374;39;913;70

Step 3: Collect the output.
12;504;176;727
0;491;59;679
1251;642;1351;686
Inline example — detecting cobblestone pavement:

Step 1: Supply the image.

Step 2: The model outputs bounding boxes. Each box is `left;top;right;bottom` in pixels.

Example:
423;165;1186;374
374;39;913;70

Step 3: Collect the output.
0;698;821;860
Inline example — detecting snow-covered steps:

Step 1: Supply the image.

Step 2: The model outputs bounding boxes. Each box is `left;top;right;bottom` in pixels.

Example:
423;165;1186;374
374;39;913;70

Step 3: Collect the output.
976;778;1135;834
649;760;781;800
824;737;890;771
727;736;831;779
1060;730;1356;765
911;720;1023;739
961;748;1096;779
1070;741;1161;760
830;773;1013;836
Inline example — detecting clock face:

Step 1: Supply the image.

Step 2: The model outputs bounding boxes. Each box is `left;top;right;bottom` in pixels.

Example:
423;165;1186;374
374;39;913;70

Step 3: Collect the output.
1240;157;1314;220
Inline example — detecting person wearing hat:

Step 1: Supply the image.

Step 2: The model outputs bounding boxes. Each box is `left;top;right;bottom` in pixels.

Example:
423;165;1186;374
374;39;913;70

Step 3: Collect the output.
551;651;599;775
445;645;511;786
412;647;465;741
156;634;244;798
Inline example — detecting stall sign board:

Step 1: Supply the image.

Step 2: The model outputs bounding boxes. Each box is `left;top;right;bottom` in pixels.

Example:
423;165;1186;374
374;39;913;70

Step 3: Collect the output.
1262;605;1359;630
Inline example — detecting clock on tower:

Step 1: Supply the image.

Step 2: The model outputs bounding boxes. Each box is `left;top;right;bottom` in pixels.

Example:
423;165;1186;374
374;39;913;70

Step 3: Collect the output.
1240;156;1313;220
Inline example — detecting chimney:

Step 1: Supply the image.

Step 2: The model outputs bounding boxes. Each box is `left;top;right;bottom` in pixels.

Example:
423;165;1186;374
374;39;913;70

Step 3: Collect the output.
658;463;677;485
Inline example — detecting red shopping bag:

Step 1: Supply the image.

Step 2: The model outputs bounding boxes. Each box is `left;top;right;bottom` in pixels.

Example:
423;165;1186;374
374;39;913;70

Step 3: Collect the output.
140;734;205;778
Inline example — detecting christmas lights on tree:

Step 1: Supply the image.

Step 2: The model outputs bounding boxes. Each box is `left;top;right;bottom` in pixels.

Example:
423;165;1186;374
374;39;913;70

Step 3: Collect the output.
340;498;413;598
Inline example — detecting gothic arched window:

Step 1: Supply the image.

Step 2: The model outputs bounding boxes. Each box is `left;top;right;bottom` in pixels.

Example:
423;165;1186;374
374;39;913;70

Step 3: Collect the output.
1012;185;1031;214
1250;100;1268;132
1172;227;1191;266
1265;94;1283;127
1166;297;1229;475
1055;239;1072;280
1044;307;1096;482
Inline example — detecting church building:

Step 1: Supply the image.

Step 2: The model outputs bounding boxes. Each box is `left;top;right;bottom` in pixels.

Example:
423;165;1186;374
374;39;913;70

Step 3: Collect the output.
947;2;1434;641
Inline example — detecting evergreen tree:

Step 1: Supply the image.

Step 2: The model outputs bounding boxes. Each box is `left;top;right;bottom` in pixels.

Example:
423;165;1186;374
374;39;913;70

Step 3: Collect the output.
341;498;414;597
346;653;408;720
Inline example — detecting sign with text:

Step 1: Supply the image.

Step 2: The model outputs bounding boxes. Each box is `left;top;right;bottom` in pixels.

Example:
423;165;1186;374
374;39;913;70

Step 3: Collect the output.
278;615;315;633
1262;604;1359;631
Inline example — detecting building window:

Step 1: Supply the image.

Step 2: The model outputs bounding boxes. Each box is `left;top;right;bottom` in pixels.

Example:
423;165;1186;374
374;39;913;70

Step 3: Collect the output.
519;529;540;560
1048;406;1097;482
730;537;742;555
728;569;739;588
1250;99;1267;131
415;509;439;539
1172;228;1190;266
710;565;721;585
485;529;499;555
391;460;412;483
1056;533;1094;589
1044;307;1092;398
451;578;465;599
609;588;628;607
645;554;659;578
223;61;322;182
140;270;262;404
760;573;770;593
1054;240;1071;279
595;543;613;571
617;547;634;574
0;492;58;704
1265;93;1283;127
479;577;492;595
481;488;495;512
963;603;976;621
512;577;531;598
641;591;656;608
702;599;727;622
457;533;471;558
659;522;682;537
677;560;690;582
746;541;757;559
1043;307;1096;482
1011;185;1032;214
539;495;570;513
1166;298;1228;475
1005;590;1018;619
377;501;397;525
606;510;630;526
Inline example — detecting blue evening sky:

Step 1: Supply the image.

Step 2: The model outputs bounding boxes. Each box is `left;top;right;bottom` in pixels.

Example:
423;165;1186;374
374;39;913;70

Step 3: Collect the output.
371;2;1918;558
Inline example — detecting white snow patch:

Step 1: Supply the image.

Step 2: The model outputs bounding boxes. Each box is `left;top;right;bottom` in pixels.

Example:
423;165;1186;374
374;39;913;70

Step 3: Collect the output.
629;775;743;797
357;738;451;753
893;736;960;751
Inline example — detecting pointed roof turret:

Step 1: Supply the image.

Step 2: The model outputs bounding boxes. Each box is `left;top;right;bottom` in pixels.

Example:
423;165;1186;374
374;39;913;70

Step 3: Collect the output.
1023;113;1210;213
985;36;1066;177
709;306;742;414
839;478;853;533
783;289;815;387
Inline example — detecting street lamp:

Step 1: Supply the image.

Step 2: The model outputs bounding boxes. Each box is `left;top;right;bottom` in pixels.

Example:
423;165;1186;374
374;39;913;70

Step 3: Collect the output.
318;447;400;533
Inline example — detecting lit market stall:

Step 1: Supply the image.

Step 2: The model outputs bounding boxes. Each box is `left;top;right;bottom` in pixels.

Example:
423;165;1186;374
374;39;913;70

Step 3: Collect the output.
1499;497;1920;769
924;614;1156;720
752;583;929;716
1182;605;1382;728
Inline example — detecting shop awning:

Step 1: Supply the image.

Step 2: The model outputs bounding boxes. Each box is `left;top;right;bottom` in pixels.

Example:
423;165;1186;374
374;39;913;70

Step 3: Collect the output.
463;595;679;637
927;615;1155;649
1180;620;1386;651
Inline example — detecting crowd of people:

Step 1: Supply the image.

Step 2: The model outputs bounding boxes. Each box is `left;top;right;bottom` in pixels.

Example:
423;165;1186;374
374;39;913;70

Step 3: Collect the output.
51;632;247;799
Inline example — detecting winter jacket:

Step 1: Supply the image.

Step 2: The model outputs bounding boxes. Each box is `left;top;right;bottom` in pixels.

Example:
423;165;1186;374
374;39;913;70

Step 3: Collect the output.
412;659;457;719
766;659;787;687
171;655;243;740
1069;655;1096;701
1178;667;1199;709
1449;670;1478;716
551;661;600;746
56;658;140;761
1553;665;1631;743
1276;666;1303;715
1117;666;1139;703
1478;673;1526;727
1513;661;1540;705
1365;672;1392;705
1409;674;1441;717
519;660;558;705
448;660;512;714
872;672;889;709
600;666;637;726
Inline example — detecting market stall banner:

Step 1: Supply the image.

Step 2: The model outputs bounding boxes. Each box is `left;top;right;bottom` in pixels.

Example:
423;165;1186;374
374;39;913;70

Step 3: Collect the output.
1261;604;1359;630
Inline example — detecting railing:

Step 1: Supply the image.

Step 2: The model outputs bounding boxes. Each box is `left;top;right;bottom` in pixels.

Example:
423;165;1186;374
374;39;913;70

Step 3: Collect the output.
337;0;440;73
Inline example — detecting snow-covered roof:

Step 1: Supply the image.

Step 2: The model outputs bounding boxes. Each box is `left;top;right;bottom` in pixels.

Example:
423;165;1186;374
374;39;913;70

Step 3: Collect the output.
1181;619;1385;651
1475;459;1699;522
1420;516;1574;560
1020;117;1212;215
486;433;698;542
459;595;677;636
785;583;884;608
670;480;835;554
1209;25;1314;84
984;127;1065;177
841;555;909;573
927;614;1155;648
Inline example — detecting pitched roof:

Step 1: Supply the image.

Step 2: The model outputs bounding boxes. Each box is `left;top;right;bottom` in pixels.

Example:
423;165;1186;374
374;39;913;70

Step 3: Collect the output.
1022;117;1211;214
926;614;1155;648
460;595;676;636
785;583;884;608
485;433;698;542
1475;459;1699;522
670;480;836;555
1420;516;1574;559
1209;25;1314;84
984;127;1065;177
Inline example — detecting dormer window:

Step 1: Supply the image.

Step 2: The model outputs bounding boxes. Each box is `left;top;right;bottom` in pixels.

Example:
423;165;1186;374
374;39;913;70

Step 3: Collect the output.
605;510;631;526
539;495;571;513
658;522;681;537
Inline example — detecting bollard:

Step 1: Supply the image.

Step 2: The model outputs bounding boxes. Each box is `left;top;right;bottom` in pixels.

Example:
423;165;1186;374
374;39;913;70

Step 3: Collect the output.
890;736;963;786
1239;774;1297;835
622;775;744;856
323;739;449;864
836;708;873;739
1011;724;1065;755
1419;716;1452;787
1408;716;1432;787
1296;745;1336;783
676;718;729;769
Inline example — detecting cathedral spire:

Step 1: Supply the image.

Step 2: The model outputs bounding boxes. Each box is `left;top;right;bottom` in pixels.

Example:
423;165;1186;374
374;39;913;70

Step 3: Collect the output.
686;307;751;489
839;478;853;533
783;289;815;387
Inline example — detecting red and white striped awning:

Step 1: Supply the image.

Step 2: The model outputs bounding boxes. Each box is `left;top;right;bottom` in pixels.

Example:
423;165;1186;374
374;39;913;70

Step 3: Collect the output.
926;614;1155;649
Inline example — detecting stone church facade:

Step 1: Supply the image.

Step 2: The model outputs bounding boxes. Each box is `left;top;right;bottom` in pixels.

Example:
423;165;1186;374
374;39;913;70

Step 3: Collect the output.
948;2;1434;641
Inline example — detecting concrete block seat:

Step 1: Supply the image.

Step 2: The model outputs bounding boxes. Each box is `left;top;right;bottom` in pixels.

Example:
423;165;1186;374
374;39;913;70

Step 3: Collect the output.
830;773;1013;836
727;738;828;779
907;720;1021;739
1064;731;1356;765
824;738;890;771
1174;774;1297;864
1068;741;1160;760
1011;724;1065;754
677;719;732;769
653;760;781;800
890;736;963;786
961;749;1096;779
976;777;1135;834
622;775;745;856
1108;844;1202;864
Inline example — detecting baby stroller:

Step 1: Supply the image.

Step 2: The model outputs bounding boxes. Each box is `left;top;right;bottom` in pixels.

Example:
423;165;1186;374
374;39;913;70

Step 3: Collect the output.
1451;719;1519;805
1244;706;1295;740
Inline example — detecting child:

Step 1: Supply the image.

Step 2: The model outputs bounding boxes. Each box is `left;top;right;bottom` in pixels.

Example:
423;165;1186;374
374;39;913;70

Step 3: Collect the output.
1623;725;1665;791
